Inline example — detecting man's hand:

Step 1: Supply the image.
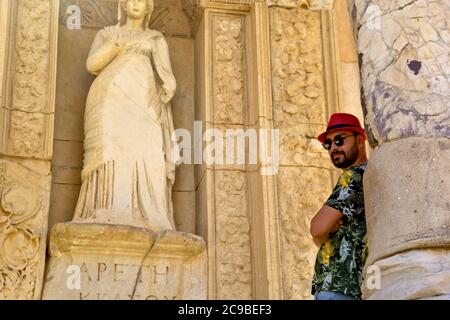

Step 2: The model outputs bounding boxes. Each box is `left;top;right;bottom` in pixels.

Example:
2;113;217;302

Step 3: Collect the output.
331;220;343;233
312;234;329;247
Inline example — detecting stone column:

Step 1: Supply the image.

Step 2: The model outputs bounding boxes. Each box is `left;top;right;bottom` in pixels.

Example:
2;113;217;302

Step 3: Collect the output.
0;0;59;299
349;0;450;299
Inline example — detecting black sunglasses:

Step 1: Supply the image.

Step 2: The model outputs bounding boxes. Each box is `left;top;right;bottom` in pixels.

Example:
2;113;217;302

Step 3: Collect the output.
322;134;356;150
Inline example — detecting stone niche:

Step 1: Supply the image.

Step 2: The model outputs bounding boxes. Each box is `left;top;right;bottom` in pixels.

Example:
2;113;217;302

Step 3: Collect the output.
42;0;203;300
49;0;196;237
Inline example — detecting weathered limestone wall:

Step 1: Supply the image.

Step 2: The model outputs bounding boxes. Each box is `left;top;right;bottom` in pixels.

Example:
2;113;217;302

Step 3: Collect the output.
50;0;196;235
0;0;59;299
348;0;450;299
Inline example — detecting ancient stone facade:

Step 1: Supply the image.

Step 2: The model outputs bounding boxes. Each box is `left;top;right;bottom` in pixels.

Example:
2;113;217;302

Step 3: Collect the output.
0;0;448;300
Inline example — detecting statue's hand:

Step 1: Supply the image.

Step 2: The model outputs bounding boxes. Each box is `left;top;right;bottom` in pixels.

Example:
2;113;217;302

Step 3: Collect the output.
106;35;124;57
160;90;172;104
114;41;125;56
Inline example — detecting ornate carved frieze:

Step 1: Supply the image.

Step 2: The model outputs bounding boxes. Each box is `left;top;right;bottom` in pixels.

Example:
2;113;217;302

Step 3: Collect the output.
215;170;252;299
268;0;334;10
0;0;58;300
59;0;193;37
212;14;246;124
0;159;51;299
209;12;252;299
1;0;57;159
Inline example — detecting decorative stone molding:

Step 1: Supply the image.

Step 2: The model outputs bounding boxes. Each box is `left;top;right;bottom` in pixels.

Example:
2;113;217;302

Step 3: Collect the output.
215;170;252;299
196;7;254;299
1;0;58;160
0;0;59;299
212;15;246;124
0;159;51;299
268;0;334;10
201;0;333;10
211;12;252;299
246;2;283;299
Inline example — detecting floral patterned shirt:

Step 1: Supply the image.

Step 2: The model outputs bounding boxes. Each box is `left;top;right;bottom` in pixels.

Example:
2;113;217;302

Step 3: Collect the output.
312;162;368;299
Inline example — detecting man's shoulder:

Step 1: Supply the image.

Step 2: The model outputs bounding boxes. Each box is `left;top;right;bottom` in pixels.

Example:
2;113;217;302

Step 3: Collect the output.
347;162;367;177
336;163;367;189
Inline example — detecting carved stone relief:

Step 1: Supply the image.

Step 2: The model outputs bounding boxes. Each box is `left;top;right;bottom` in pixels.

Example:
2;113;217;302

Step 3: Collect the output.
0;159;51;299
213;15;246;124
0;0;58;300
215;170;252;299
268;0;333;10
210;12;253;299
270;6;331;299
1;0;56;159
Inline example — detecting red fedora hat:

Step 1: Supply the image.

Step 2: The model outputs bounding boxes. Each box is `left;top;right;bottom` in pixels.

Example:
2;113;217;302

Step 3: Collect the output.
318;113;366;143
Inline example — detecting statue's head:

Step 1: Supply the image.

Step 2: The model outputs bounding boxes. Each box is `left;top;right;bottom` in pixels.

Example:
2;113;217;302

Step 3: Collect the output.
118;0;154;29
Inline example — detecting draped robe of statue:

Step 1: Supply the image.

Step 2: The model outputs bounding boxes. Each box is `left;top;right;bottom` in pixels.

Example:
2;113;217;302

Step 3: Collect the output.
73;25;178;232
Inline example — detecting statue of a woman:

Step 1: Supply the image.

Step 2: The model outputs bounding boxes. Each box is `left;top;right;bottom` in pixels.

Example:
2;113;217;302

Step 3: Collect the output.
73;0;178;232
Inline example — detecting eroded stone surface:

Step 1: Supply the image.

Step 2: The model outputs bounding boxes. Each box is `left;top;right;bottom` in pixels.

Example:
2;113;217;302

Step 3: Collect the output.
270;6;336;299
354;0;450;145
215;170;252;299
269;0;334;10
363;248;450;300
277;167;331;299
0;159;51;299
363;137;450;265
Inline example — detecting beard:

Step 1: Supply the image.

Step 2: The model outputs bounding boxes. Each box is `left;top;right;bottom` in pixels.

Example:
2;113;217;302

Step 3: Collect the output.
331;145;359;169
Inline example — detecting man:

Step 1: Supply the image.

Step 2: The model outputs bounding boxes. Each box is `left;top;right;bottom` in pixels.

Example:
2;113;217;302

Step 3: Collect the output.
310;113;368;300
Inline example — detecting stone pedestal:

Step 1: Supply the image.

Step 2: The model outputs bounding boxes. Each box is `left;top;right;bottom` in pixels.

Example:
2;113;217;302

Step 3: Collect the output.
42;223;207;300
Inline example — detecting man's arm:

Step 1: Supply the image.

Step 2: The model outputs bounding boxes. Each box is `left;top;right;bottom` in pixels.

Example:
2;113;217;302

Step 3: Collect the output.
310;205;343;247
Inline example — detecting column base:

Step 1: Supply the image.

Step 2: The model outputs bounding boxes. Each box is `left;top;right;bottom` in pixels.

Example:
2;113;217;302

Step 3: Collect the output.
363;137;450;299
363;249;450;300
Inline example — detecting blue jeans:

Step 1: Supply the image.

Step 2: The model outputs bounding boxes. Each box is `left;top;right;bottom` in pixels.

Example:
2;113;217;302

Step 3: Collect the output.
315;291;356;300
